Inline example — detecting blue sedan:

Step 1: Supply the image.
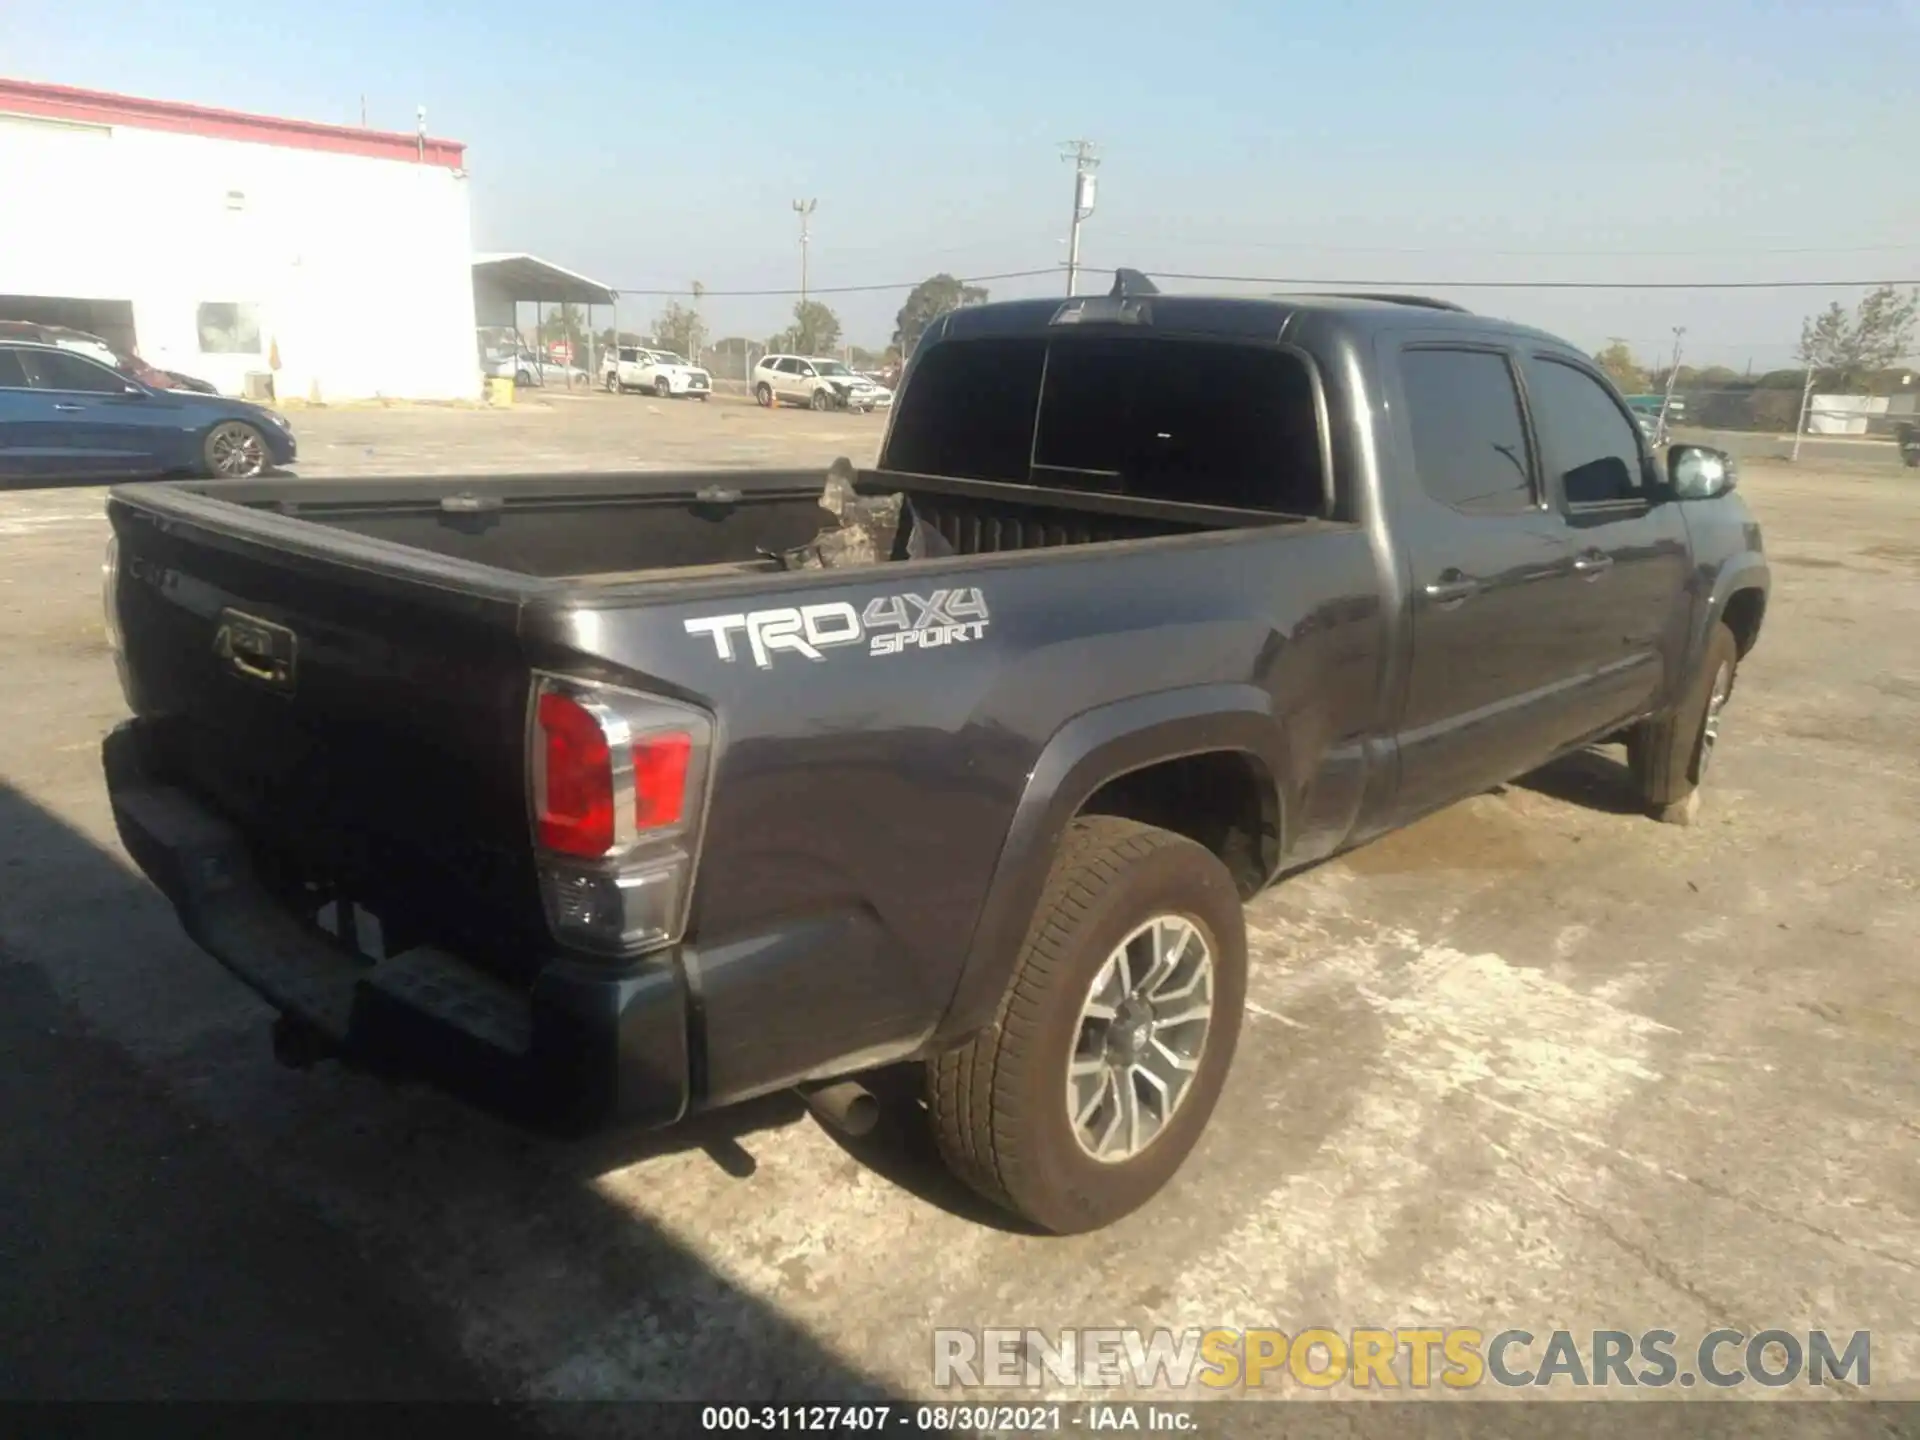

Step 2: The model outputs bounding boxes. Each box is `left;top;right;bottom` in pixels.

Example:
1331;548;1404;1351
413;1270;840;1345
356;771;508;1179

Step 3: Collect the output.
0;340;296;483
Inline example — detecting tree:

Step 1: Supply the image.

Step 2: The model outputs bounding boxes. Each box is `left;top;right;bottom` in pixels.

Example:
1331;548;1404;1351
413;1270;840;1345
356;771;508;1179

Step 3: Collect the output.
596;327;644;355
1594;340;1647;394
536;303;589;361
1797;285;1919;390
893;273;989;354
780;298;841;355
651;302;704;359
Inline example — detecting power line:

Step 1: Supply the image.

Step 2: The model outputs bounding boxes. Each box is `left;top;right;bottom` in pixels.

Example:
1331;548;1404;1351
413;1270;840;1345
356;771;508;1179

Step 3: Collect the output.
605;267;1916;300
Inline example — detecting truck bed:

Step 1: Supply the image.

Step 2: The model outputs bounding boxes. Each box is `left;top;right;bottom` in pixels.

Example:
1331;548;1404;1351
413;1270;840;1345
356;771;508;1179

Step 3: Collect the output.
151;465;1300;584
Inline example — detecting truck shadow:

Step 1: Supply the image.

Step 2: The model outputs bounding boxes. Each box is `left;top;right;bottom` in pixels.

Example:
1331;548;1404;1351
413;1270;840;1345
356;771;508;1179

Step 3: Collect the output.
0;777;947;1413
1513;744;1648;816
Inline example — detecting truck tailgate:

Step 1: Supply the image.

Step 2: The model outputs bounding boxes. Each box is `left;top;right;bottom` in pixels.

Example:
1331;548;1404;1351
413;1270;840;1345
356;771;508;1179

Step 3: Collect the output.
107;491;549;978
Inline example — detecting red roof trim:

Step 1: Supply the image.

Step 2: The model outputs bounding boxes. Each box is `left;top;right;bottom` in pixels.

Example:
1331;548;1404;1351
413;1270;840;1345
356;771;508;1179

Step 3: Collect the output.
0;77;465;169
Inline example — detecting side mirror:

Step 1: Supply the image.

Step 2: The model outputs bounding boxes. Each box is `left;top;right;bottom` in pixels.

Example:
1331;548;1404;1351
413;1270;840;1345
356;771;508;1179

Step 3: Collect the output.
122;383;148;397
1668;444;1736;500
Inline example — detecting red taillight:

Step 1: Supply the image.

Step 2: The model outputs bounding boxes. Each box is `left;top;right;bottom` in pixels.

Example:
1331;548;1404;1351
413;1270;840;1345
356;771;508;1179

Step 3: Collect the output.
633;732;692;830
536;690;615;856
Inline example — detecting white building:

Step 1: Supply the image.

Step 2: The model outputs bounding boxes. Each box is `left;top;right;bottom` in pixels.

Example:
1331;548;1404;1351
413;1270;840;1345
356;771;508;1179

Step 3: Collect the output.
0;77;481;402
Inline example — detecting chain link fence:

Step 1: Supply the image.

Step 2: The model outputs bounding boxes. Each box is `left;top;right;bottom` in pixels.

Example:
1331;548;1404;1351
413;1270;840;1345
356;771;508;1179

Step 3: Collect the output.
1670;387;1917;437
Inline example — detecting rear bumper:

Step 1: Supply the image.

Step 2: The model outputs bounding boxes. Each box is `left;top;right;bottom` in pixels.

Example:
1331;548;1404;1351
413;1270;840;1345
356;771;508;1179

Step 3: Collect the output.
102;716;692;1129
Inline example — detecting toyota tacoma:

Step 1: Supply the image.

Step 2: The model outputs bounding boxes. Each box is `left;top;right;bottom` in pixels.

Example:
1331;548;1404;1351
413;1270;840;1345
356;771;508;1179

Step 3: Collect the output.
99;275;1768;1234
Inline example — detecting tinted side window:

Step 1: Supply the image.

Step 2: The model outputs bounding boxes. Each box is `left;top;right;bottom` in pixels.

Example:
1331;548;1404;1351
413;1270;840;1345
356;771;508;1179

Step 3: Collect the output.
1033;338;1323;512
22;349;126;393
0;349;28;388
1528;359;1645;506
1398;348;1534;515
882;337;1047;483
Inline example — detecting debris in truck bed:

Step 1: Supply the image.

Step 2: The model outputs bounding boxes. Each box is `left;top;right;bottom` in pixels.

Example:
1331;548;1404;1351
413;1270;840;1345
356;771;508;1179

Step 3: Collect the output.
777;461;954;570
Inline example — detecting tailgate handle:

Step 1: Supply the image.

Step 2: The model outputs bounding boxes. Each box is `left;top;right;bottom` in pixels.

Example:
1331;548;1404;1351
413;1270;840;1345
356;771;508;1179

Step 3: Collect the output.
213;610;297;693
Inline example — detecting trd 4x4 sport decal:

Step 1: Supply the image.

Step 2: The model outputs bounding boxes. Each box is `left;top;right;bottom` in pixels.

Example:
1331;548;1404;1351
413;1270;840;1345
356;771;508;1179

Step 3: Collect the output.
684;588;990;669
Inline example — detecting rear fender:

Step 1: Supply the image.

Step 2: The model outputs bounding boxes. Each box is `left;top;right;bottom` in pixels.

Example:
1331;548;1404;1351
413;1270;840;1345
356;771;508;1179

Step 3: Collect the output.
931;684;1287;1045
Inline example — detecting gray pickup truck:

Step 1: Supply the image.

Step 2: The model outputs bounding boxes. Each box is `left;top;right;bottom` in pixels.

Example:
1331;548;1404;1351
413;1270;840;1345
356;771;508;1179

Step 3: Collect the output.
100;276;1768;1234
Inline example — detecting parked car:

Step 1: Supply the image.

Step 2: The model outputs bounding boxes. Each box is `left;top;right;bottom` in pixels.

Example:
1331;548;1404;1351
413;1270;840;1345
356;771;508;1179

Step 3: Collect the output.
605;347;712;400
98;279;1766;1234
753;354;893;412
478;332;587;389
523;355;589;388
0;320;219;395
0;340;295;482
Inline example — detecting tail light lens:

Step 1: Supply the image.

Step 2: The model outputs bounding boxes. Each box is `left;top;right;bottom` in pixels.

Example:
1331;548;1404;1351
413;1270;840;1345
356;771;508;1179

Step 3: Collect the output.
528;674;714;958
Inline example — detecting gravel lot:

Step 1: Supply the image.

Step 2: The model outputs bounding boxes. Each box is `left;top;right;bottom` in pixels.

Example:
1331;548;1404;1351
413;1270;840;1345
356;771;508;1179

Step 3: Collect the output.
2;397;1916;1421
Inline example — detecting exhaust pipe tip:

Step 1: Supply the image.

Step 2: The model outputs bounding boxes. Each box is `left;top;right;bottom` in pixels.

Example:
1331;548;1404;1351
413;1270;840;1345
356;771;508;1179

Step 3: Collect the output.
800;1079;880;1139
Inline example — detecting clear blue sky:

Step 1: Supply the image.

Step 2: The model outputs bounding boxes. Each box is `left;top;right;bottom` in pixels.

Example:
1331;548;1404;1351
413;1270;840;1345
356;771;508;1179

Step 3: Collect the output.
12;0;1919;366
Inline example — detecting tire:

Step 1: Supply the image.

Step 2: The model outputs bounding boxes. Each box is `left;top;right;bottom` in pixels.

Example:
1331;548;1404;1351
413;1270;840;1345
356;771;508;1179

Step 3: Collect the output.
516;369;533;387
203;420;269;479
928;817;1247;1234
810;388;833;412
697;394;710;402
1629;621;1738;826
755;382;774;408
605;372;621;394
655;377;672;398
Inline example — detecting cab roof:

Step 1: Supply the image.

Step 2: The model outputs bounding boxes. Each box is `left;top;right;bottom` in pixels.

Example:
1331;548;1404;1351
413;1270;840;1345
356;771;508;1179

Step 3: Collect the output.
929;273;1570;354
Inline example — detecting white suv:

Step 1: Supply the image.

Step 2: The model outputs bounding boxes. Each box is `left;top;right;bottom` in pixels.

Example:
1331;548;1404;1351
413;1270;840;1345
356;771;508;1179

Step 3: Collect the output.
605;346;712;400
753;355;892;413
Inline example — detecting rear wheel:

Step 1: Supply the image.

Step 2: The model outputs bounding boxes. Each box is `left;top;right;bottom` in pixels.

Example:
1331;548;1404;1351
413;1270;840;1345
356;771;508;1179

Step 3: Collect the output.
204;420;269;479
755;382;774;407
605;371;621;393
928;817;1247;1234
1629;621;1739;826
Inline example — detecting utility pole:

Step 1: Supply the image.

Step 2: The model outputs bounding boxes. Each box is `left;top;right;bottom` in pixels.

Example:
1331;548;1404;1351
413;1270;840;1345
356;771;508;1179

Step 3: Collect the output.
792;199;817;307
1060;140;1099;296
1657;326;1685;443
1792;361;1816;462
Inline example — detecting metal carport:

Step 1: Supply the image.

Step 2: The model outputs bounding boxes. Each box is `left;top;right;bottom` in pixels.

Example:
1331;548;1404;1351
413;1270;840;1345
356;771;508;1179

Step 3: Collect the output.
471;253;618;387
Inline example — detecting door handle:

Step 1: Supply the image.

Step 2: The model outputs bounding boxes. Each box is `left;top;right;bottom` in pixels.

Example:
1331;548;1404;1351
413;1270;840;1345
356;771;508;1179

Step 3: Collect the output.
1572;550;1614;579
52;403;84;412
1422;573;1481;608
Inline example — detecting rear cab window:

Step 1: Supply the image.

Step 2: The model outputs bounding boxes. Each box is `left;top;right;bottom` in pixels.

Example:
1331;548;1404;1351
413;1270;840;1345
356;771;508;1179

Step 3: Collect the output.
882;334;1328;516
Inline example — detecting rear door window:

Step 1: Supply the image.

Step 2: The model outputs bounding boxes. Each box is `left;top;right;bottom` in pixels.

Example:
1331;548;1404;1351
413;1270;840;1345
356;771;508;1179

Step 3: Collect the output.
1398;347;1537;515
0;349;28;387
21;348;126;393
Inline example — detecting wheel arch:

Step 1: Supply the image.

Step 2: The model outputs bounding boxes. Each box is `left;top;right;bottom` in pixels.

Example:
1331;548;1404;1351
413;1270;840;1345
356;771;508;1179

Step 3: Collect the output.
932;684;1288;1046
